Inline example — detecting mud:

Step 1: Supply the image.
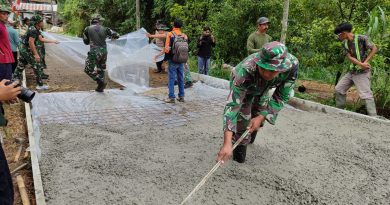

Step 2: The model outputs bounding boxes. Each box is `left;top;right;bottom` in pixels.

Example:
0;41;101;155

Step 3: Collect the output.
38;86;390;205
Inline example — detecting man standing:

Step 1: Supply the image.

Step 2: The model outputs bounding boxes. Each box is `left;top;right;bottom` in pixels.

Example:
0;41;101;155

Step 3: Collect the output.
197;26;216;75
217;42;298;163
163;19;188;103
147;25;169;73
6;20;19;74
334;22;378;116
83;13;119;92
247;17;272;55
0;79;21;205
0;4;14;81
13;15;58;90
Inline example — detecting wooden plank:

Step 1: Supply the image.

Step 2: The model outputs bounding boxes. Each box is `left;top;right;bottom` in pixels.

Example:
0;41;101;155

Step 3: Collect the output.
22;70;47;205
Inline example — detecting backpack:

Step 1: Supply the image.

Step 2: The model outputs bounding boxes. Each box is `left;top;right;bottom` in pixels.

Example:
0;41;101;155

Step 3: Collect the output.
171;32;189;63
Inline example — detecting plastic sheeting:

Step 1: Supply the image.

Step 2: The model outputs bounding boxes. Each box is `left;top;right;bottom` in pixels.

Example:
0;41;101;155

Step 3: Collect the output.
31;29;163;158
44;28;161;90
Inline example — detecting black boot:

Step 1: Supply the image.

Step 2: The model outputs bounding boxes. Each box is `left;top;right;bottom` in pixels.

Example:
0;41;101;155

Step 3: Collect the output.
233;145;247;163
95;78;107;92
249;131;258;144
42;73;49;79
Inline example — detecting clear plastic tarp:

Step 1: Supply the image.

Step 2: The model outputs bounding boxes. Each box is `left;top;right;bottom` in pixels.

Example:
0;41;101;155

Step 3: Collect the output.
43;28;161;90
31;29;162;157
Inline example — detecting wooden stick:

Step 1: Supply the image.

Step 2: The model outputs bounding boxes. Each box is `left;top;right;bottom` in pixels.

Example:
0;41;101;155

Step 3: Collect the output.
11;163;29;175
180;130;250;205
14;145;23;162
16;175;31;205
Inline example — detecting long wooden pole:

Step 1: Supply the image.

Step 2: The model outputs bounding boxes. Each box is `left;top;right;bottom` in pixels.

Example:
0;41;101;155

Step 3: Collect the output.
280;0;290;44
136;0;140;29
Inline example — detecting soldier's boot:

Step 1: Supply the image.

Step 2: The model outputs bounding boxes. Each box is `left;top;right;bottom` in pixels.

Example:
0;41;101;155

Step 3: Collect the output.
42;73;49;79
95;78;107;93
335;92;346;109
249;131;258;144
233;145;247;163
365;99;377;117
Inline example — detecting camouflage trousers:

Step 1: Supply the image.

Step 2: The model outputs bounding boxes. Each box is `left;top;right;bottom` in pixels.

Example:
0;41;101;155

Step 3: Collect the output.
184;63;192;83
85;47;107;82
231;96;264;145
13;45;45;86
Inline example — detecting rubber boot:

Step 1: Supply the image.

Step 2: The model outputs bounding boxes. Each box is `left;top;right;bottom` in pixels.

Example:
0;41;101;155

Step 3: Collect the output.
249;131;258;144
95;78;107;92
365;99;377;117
233;145;247;163
335;92;346;109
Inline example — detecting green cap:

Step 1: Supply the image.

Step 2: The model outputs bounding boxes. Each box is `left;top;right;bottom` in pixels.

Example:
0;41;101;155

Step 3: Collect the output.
0;4;11;13
256;41;292;72
157;26;170;31
91;13;105;21
31;15;43;25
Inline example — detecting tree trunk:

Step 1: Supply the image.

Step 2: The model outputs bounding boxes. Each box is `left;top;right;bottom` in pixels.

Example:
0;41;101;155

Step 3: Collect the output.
136;0;140;29
280;0;290;44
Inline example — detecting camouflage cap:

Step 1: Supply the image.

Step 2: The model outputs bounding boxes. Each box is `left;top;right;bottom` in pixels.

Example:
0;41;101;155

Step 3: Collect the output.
257;17;270;25
0;4;11;13
91;13;105;21
256;41;292;72
31;15;43;25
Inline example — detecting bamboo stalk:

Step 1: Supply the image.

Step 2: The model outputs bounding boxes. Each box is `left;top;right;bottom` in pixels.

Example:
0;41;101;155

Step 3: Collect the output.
16;175;31;205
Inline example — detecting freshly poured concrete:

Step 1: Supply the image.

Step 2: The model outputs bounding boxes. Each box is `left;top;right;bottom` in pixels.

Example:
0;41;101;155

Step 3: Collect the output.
38;84;390;204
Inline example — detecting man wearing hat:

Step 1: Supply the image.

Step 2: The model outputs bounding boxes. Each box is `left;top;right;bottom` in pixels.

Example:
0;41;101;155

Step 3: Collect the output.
0;3;14;81
217;41;299;163
13;15;59;90
83;13;119;92
247;17;272;55
0;5;16;205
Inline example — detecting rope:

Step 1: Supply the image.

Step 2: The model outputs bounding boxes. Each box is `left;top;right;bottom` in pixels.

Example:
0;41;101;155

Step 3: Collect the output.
180;130;250;205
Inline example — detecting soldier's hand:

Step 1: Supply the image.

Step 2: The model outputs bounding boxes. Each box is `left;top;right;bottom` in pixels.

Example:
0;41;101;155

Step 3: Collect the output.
0;80;21;102
34;54;41;62
247;115;265;133
217;143;232;164
54;40;60;44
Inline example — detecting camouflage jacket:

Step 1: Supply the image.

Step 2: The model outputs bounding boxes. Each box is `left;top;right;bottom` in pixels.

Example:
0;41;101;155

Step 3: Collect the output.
223;52;298;133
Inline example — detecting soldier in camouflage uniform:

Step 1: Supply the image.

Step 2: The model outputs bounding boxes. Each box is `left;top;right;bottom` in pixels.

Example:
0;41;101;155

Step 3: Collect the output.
217;42;299;163
83;13;119;92
13;15;59;90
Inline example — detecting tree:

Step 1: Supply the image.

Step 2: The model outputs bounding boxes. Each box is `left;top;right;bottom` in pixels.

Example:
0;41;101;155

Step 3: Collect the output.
280;0;290;44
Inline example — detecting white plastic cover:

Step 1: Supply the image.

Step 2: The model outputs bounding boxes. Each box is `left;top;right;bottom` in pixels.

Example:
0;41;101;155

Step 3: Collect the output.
43;28;161;90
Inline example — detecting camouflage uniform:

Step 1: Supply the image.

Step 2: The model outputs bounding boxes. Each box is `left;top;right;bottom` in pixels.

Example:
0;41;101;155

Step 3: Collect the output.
83;14;119;85
13;24;45;86
184;63;192;84
36;36;47;69
223;42;299;145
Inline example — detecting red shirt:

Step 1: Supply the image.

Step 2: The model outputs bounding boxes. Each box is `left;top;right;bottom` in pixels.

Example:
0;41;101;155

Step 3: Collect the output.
0;23;15;64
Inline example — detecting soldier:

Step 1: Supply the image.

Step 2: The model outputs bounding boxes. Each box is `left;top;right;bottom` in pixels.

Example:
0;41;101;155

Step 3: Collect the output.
247;17;272;55
216;42;299;163
83;13;119;92
13;15;59;90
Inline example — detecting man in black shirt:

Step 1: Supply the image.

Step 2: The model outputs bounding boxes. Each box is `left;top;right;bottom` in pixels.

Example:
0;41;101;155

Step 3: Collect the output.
197;26;216;75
